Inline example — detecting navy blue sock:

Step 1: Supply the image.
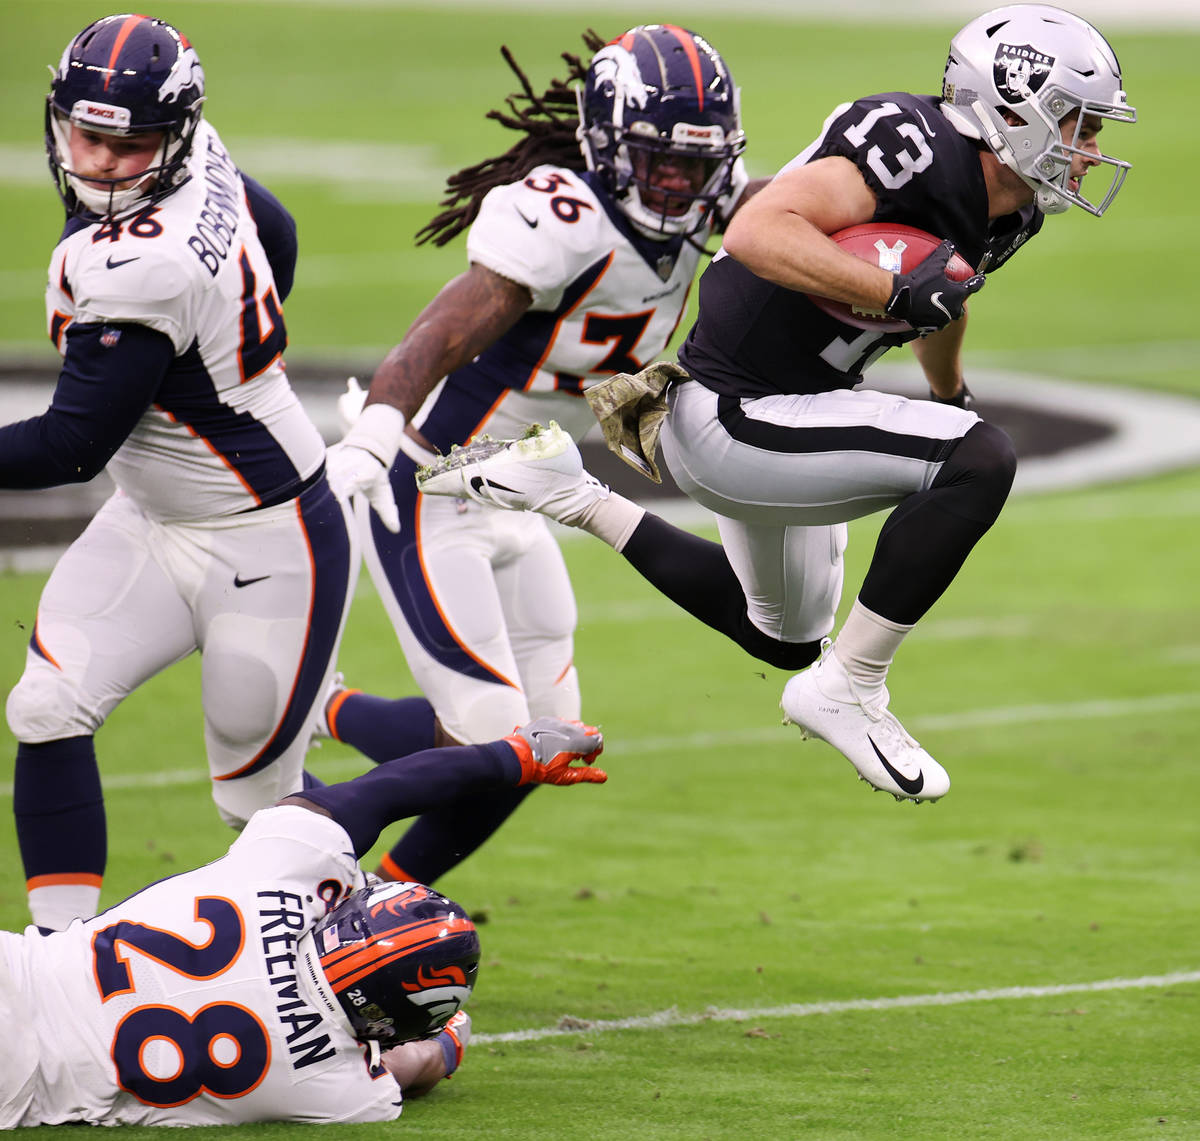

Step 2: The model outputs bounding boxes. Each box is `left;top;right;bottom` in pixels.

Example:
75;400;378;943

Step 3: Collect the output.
379;785;536;885
330;693;438;765
13;736;106;883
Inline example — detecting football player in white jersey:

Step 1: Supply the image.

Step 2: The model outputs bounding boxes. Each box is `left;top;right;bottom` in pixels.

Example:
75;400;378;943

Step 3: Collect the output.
0;16;358;931
0;716;605;1127
322;26;763;884
416;6;1136;804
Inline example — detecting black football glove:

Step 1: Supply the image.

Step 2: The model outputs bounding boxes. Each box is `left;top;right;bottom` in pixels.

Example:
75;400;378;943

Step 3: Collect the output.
885;240;986;334
930;381;974;409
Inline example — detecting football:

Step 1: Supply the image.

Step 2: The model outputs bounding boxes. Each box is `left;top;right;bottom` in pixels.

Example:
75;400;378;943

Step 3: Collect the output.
805;223;977;333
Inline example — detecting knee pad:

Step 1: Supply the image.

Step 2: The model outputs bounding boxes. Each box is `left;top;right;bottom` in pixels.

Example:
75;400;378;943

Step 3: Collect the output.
201;641;284;752
735;620;823;671
933;421;1017;522
6;662;100;742
437;682;532;746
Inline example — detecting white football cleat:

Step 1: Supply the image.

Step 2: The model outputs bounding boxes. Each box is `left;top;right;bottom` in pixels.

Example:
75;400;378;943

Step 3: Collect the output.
311;671;348;741
780;643;949;803
416;421;609;527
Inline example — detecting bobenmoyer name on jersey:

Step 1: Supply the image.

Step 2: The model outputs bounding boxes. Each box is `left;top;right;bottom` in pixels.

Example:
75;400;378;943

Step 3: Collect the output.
187;134;244;278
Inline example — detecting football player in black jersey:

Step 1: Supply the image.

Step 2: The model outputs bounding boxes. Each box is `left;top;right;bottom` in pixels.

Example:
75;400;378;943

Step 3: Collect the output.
416;5;1135;804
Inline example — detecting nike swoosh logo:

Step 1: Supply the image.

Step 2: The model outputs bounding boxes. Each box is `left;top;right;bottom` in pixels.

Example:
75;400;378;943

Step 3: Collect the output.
514;208;539;229
469;475;520;495
929;291;953;322
912;105;938;138
105;254;140;269
233;573;271;588
869;736;924;795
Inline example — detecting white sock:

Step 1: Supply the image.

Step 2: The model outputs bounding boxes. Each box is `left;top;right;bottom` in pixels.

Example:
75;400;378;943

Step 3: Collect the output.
831;599;914;705
28;881;102;931
573;491;646;552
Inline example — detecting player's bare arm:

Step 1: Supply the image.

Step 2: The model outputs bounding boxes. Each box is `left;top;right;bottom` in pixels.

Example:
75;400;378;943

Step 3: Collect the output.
366;263;533;441
723;157;891;308
381;1037;447;1095
911;314;970;401
381;1011;470;1097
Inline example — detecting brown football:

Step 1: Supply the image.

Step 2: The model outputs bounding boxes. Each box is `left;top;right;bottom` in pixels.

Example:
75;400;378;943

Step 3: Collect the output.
806;222;976;333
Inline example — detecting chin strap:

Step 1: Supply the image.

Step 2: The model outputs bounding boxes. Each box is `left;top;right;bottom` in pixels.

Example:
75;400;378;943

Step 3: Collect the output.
972;100;1016;168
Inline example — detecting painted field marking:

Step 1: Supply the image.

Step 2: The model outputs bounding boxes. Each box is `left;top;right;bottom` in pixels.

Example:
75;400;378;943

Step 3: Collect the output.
472;970;1200;1046
1;690;1197;798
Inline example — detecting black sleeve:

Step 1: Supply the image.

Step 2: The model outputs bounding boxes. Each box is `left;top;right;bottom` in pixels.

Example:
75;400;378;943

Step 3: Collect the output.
242;174;298;302
290;740;522;858
0;322;173;489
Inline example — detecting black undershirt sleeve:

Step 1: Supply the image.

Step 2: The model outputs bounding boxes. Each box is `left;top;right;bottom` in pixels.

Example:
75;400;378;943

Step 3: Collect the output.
0;321;173;488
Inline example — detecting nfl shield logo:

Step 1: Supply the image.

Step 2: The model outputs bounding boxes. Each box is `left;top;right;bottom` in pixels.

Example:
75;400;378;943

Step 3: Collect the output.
99;327;122;348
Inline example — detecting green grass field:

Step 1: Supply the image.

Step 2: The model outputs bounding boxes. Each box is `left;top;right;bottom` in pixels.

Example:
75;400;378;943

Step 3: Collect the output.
1;3;1199;1138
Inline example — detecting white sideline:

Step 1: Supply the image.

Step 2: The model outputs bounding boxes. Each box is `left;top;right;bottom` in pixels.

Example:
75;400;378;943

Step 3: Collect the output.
472;970;1200;1046
1;689;1197;798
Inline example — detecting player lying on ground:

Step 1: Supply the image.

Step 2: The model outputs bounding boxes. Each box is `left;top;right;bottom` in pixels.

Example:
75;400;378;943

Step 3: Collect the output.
0;717;604;1127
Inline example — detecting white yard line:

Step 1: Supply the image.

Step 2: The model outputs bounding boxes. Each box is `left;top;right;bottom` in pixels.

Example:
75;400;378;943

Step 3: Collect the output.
2;689;1197;797
472;970;1200;1045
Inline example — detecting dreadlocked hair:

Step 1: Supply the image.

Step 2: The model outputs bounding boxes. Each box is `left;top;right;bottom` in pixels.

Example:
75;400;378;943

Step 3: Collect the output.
416;30;606;248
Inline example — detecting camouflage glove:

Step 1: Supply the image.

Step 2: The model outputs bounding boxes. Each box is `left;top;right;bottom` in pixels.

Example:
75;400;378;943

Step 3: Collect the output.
585;361;689;483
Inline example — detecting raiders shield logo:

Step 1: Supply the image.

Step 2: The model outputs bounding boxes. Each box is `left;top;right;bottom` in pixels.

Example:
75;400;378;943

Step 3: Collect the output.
993;42;1055;104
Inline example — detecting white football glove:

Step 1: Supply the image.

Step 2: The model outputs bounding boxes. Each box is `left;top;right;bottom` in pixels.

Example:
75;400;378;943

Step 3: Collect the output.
336;376;368;433
325;403;407;533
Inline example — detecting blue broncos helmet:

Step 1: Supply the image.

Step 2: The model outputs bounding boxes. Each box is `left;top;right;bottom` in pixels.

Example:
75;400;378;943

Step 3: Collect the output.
301;880;480;1047
45;13;206;218
578;24;745;239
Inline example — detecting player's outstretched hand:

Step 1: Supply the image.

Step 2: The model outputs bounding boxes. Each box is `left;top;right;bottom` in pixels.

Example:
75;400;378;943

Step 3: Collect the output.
505;717;606;786
885;240;985;334
326;441;401;532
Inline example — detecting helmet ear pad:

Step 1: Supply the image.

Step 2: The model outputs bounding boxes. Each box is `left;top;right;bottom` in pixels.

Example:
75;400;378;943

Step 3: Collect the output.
578;24;745;238
307;881;480;1047
45;14;206;218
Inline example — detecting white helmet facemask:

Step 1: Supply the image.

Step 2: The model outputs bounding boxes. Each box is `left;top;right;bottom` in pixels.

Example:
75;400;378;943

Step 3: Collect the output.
940;4;1136;216
48;108;173;217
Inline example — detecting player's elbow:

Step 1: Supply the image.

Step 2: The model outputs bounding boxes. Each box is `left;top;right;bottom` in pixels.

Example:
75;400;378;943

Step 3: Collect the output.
721;209;756;265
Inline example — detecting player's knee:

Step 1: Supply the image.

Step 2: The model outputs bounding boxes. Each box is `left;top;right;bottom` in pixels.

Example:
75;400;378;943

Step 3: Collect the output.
441;685;532;745
936;421;1017;520
202;647;281;750
6;666;100;741
736;623;822;670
